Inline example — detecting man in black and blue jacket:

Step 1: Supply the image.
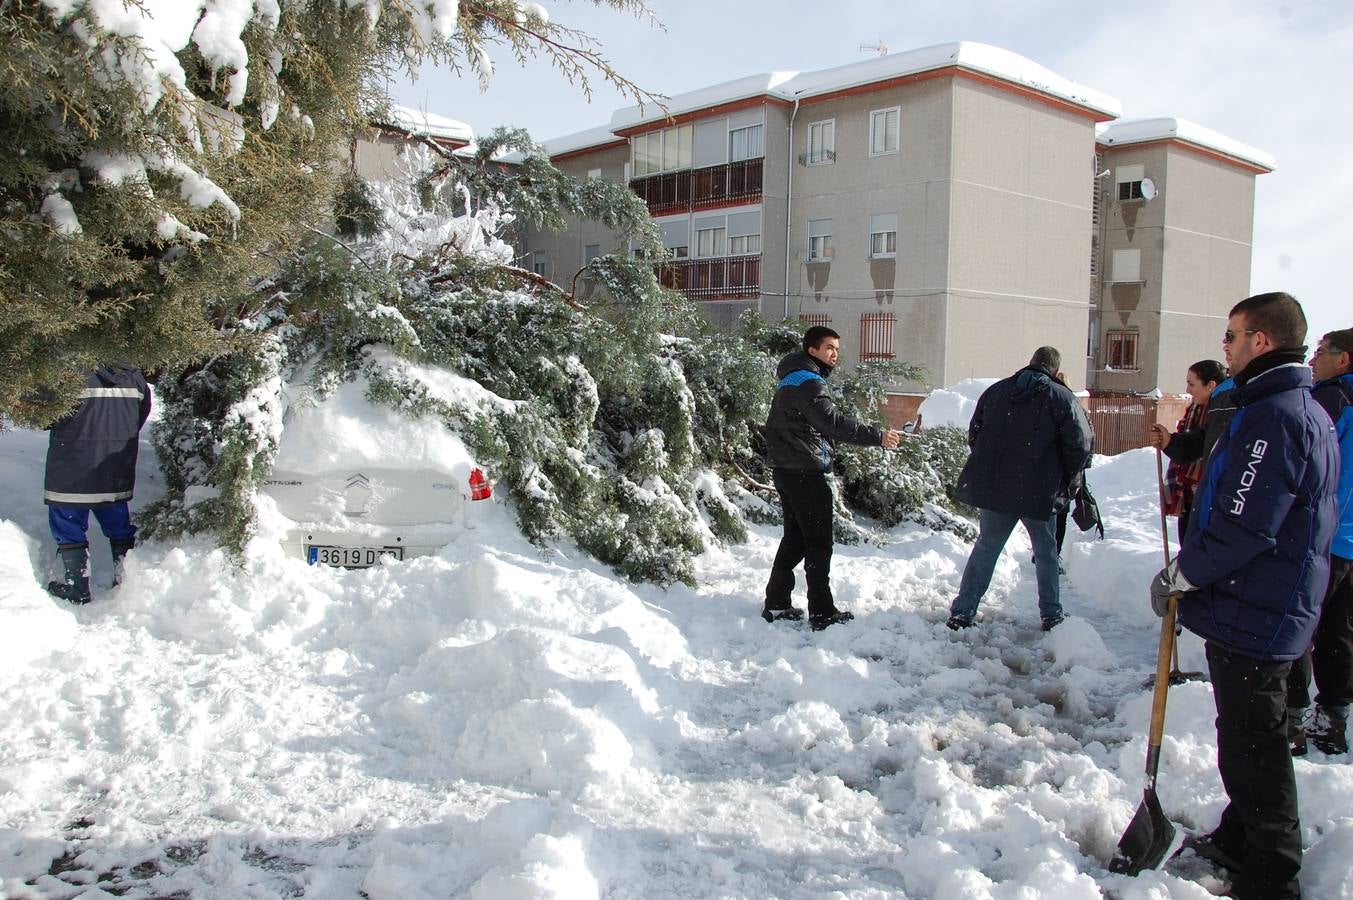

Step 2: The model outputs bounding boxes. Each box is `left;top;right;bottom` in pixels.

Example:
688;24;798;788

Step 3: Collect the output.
762;327;901;631
1287;327;1353;756
44;365;152;604
1150;293;1338;900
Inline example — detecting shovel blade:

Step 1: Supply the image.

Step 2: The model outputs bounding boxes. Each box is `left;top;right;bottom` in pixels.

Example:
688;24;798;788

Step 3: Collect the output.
1109;788;1176;876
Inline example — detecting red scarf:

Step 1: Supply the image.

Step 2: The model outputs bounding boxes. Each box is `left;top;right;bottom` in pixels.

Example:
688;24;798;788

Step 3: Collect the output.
1163;401;1208;516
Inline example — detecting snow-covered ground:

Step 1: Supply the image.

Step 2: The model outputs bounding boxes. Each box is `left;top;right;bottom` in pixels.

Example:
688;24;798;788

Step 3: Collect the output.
3;390;1352;899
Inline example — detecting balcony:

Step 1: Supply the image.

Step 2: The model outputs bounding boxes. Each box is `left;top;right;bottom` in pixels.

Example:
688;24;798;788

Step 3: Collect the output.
658;254;760;301
630;159;763;216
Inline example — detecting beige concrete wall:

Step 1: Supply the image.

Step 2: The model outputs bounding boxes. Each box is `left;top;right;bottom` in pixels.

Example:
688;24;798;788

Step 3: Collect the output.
779;77;955;387
944;78;1097;389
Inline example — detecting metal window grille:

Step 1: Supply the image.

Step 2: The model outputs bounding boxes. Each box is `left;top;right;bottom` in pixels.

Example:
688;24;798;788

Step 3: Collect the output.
860;312;896;360
1105;330;1139;370
799;313;831;328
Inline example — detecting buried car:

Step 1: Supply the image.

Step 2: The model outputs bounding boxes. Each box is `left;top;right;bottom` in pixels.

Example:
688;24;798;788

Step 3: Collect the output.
258;367;499;568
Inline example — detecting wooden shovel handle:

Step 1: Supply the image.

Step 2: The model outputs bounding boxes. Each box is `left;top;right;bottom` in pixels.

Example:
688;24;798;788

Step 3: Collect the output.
1144;594;1179;786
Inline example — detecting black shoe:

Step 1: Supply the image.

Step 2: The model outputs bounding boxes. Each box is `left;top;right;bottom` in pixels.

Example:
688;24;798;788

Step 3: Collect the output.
809;610;854;631
1041;615;1065;632
46;579;91;605
1181;832;1244;873
945;614;974;631
1309;706;1349;755
761;605;805;623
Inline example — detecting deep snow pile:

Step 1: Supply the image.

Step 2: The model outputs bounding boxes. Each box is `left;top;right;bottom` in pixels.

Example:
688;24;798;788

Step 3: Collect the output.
2;400;1352;899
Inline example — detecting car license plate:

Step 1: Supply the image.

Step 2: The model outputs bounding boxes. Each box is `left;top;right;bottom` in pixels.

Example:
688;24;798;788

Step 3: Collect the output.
306;545;404;568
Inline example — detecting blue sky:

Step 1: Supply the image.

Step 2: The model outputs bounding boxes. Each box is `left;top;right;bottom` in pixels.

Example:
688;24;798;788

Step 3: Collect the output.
391;0;1351;364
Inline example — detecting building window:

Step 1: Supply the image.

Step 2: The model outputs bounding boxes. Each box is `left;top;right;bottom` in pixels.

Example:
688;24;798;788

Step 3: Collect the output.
1111;248;1142;283
729;124;763;162
807;218;832;261
586;168;602;180
729;233;760;255
860;312;896;360
799;312;831;328
1105;330;1139;370
632;124;692;177
1116;163;1145;202
533;253;548;276
869;213;897;258
869;107;900;156
695;226;725;258
806;120;835;165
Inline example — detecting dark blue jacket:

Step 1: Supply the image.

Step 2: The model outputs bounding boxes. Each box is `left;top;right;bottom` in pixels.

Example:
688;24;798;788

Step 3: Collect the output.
1313;372;1353;559
44;366;152;508
1178;356;1339;660
952;365;1093;519
764;352;883;472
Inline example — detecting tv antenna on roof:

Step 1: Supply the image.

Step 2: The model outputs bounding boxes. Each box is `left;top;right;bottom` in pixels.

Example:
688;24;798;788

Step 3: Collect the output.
860;41;888;56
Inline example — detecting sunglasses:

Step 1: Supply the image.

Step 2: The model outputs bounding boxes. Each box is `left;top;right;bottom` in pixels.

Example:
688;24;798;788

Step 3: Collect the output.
1222;329;1259;344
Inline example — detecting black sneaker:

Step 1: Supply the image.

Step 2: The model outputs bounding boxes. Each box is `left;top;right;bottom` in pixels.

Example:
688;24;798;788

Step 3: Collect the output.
1309;706;1349;755
761;605;805;623
945;614;974;631
1180;832;1244;873
809;610;854;631
46;579;91;605
1041;615;1065;632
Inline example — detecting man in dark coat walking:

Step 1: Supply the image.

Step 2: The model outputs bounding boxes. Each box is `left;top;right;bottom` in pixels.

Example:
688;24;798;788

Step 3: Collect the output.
1149;292;1338;899
44;365;152;604
947;346;1093;631
763;326;901;631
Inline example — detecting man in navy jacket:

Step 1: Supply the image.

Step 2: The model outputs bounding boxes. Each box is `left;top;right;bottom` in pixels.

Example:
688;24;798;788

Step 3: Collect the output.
947;346;1093;632
44;365;152;604
762;326;901;631
1150;293;1338;899
1286;327;1353;755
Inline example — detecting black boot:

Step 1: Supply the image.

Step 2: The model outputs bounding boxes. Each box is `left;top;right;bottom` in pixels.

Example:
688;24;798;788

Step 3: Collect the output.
46;543;91;605
110;537;135;587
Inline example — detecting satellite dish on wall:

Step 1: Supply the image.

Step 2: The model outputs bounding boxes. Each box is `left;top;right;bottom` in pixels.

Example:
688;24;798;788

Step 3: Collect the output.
1140;177;1157;201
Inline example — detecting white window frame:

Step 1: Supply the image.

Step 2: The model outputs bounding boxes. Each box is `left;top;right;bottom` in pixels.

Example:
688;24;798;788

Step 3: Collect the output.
729;124;764;162
695;226;726;259
806;119;835;165
807;218;833;262
728;233;760;256
868;213;897;259
868;106;900;157
632;124;693;177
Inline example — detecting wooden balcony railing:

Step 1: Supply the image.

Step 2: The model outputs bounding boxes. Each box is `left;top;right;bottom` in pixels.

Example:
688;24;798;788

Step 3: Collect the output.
658;255;760;300
630;159;763;215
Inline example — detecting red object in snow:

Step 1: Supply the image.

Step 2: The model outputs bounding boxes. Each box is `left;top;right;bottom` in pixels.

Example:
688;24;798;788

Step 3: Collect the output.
468;467;492;500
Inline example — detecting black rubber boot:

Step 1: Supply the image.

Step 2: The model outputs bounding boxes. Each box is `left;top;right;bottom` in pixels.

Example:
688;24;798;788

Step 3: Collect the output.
110;537;135;587
46;543;91;605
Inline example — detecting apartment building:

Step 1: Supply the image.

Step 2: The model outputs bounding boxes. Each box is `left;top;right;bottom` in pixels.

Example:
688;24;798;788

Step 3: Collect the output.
1091;118;1274;394
348;105;474;181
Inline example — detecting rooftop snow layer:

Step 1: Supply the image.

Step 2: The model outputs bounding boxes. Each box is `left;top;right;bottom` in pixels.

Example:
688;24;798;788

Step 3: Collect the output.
383;104;475;143
545;125;628;157
608;42;1121;132
1097;117;1274;171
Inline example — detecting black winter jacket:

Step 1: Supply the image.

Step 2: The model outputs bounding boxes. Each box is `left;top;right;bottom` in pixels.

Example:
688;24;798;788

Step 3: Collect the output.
952;365;1094;518
1163;376;1238;465
44;366;152;508
764;352;883;472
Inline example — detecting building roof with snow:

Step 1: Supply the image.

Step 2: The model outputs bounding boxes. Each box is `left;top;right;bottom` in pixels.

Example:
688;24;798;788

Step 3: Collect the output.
1097;117;1275;173
380;104;475;145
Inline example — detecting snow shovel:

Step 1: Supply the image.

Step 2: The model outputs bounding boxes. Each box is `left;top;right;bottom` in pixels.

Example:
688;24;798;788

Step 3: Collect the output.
1114;592;1179;871
1110;593;1180;875
1150;449;1205;687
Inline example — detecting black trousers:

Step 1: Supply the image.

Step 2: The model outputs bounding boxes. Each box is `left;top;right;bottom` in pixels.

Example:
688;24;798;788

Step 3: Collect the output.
765;469;836;616
1287;555;1353;711
1206;642;1302;900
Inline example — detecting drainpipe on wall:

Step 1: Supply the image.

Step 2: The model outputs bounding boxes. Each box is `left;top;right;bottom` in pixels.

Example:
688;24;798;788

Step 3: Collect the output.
784;94;801;321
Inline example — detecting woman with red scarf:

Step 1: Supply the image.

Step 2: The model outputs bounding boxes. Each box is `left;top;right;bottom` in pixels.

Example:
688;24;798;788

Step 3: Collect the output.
1152;359;1227;542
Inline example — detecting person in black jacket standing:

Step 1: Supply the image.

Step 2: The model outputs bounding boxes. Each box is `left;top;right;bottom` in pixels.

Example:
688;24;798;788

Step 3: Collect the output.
947;347;1093;631
763;327;901;631
44;365;152;604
